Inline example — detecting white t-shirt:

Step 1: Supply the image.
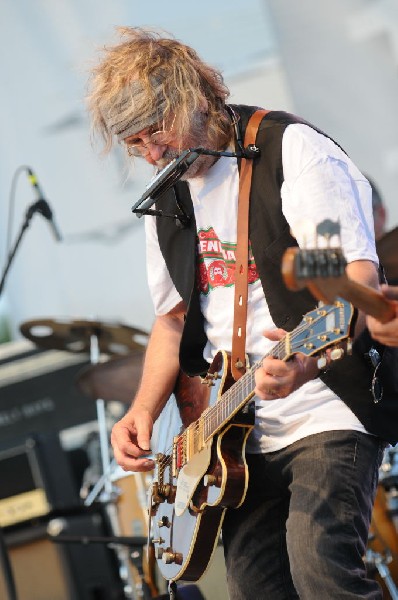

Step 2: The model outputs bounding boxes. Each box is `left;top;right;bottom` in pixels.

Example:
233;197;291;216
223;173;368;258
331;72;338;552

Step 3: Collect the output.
145;122;379;453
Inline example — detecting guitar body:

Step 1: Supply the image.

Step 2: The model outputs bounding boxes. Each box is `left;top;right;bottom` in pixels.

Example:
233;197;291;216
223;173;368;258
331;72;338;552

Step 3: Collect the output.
150;350;254;582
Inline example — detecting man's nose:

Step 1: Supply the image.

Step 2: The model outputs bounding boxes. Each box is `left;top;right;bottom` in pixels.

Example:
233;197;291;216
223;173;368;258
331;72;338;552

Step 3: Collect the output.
143;143;167;165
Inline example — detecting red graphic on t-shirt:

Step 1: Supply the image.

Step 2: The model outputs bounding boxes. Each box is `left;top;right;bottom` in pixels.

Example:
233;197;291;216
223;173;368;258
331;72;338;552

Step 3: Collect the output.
196;227;259;295
209;260;230;286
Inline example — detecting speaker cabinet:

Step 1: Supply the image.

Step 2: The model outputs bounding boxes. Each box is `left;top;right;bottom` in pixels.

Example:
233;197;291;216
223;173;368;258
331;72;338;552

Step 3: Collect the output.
0;433;80;527
0;511;125;600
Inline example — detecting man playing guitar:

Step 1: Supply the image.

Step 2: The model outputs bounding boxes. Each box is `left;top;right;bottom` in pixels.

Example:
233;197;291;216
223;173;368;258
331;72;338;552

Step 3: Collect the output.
87;26;395;599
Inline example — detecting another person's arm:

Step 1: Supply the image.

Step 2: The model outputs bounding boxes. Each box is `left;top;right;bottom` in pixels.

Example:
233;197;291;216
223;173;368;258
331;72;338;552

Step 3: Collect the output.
366;284;398;347
111;301;186;471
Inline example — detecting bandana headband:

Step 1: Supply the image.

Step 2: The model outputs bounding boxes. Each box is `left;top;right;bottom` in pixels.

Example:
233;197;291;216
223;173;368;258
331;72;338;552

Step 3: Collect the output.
104;78;166;142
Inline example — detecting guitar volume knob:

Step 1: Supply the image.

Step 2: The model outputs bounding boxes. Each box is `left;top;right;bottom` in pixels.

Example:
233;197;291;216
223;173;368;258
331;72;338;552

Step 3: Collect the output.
162;550;183;565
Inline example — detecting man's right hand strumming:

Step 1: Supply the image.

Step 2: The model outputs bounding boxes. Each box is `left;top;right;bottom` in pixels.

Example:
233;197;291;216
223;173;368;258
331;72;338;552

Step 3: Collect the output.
111;405;155;472
110;303;186;472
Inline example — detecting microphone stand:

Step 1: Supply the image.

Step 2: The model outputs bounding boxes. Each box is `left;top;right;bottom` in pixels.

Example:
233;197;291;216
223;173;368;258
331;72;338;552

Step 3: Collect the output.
0;199;50;298
0;200;49;599
0;529;17;600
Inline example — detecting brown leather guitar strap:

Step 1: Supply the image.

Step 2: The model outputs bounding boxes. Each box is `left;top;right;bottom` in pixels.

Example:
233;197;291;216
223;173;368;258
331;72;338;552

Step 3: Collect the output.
231;109;269;381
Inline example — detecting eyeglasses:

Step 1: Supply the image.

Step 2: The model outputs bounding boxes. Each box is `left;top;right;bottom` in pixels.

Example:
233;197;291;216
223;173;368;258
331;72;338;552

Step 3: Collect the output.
125;121;175;157
367;347;383;404
126;130;173;157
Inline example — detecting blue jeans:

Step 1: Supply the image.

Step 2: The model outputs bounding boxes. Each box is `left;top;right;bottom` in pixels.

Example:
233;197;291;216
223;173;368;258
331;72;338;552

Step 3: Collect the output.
222;430;385;599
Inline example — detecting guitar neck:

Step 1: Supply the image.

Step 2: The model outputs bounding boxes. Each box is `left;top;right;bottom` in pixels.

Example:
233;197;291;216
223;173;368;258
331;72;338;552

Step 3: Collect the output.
338;279;395;323
307;277;395;324
200;334;293;442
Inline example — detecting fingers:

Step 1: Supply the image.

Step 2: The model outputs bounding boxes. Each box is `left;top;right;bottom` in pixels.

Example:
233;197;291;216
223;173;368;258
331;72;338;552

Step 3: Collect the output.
367;313;398;347
262;328;286;342
254;353;316;400
111;409;155;472
254;356;284;400
380;284;398;301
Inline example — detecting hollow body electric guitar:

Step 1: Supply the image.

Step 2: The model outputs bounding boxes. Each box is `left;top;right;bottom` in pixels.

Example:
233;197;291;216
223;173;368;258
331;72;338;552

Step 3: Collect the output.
149;300;355;582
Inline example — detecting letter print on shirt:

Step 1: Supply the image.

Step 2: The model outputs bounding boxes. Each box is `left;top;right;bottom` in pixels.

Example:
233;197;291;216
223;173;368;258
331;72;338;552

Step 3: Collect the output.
196;227;259;295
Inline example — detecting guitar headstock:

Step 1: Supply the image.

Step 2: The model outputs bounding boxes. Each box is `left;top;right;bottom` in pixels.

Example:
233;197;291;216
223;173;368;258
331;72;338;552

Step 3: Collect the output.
282;246;347;302
282;219;396;324
288;299;354;360
282;219;347;303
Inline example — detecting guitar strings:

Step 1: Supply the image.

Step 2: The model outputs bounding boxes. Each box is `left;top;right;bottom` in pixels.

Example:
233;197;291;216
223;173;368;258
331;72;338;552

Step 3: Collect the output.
154;303;345;473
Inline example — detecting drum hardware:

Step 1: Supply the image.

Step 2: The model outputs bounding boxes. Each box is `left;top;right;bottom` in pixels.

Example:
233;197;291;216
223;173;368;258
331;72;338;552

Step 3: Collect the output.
20;318;148;357
81;332;147;599
83;459;158;599
385;489;398;527
20;317;154;598
379;448;398;491
368;453;398;599
365;537;398;600
47;520;152;600
75;352;146;405
0;527;17;600
378;448;398;532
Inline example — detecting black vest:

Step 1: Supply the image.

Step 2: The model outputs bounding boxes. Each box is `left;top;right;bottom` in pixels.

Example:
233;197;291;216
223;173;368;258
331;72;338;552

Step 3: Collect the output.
154;105;398;444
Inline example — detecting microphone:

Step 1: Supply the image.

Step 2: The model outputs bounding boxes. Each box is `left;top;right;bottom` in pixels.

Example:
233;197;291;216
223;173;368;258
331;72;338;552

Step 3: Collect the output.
131;149;200;218
27;168;62;241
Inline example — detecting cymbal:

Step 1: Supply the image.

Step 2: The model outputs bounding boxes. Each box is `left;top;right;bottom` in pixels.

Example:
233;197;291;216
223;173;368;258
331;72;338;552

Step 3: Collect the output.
20;318;149;356
75;353;144;403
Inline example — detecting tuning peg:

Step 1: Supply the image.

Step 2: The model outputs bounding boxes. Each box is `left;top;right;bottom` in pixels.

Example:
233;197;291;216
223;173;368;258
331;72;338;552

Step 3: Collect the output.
317;355;328;370
330;348;344;361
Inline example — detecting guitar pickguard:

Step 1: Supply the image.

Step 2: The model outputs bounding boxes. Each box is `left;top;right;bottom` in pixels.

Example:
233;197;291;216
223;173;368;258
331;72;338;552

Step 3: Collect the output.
174;442;212;516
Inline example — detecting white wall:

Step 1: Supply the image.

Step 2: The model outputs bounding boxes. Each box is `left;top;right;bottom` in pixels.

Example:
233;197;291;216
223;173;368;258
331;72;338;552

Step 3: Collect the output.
0;0;280;340
267;0;398;230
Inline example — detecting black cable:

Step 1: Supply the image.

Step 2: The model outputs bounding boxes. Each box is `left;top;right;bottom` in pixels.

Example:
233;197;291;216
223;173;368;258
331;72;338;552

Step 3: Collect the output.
5;165;31;261
0;527;17;600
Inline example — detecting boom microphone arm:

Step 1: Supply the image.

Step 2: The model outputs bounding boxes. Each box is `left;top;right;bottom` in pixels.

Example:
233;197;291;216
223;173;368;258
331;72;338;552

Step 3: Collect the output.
131;145;260;223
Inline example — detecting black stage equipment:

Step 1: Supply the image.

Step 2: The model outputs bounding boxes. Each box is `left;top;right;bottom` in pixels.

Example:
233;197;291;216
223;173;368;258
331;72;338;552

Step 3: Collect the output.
0;433;80;528
0;510;125;600
0;343;96;445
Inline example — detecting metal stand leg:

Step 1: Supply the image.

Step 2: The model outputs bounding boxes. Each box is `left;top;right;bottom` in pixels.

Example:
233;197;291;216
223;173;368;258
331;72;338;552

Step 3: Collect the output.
168;581;178;600
366;547;398;600
0;527;17;600
86;335;137;598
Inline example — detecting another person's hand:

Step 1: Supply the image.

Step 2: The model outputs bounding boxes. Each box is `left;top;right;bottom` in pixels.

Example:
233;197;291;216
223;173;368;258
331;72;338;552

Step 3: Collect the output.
254;328;319;400
111;406;155;472
366;285;398;347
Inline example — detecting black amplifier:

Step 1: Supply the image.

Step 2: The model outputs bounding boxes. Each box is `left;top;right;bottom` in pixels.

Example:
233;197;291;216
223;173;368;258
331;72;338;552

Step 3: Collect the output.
0;433;80;527
0;340;97;444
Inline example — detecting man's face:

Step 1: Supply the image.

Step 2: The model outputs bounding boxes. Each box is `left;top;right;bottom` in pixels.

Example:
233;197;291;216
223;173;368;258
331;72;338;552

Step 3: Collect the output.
123;124;179;167
123;113;215;178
